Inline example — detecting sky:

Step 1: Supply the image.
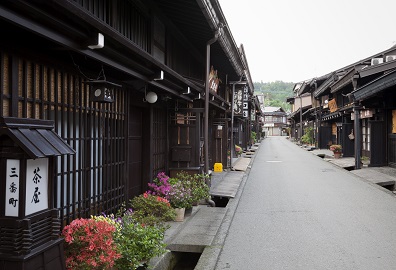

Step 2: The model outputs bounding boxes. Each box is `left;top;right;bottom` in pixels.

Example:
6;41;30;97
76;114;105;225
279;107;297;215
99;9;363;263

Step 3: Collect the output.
218;0;396;83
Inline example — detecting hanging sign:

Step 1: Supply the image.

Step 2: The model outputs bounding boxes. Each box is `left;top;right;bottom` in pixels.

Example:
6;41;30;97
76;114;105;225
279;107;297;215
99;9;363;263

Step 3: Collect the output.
243;85;249;118
208;66;220;93
234;88;243;115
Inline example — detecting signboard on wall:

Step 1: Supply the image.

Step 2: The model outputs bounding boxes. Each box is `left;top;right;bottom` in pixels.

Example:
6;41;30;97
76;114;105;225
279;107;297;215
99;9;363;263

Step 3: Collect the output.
25;158;49;216
5;159;20;217
234;87;243;115
332;122;337;135
243;85;248;118
351;109;375;120
328;99;337;113
209;66;220;93
393;110;396;133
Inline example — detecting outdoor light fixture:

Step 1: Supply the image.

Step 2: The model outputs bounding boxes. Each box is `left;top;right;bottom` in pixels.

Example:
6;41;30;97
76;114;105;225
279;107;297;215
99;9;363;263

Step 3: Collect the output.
145;92;157;103
88;33;104;49
152;70;164;81
183;86;191;95
142;85;158;104
194;93;202;100
85;80;121;103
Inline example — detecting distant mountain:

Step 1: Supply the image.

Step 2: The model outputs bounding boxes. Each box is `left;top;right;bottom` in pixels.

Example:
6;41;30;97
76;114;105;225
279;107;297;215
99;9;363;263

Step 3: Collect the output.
254;81;294;112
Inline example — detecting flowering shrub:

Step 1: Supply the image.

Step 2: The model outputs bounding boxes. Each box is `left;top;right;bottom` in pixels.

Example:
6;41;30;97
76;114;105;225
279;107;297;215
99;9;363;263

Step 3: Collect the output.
129;192;176;226
175;171;210;203
330;144;342;152
112;209;167;270
167;181;192;209
62;218;121;270
235;145;243;156
147;172;173;198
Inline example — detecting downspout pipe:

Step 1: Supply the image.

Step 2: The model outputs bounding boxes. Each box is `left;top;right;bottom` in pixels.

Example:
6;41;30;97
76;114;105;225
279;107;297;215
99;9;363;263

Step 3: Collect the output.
204;30;220;175
353;102;362;169
352;78;361;170
205;30;220;207
230;83;236;165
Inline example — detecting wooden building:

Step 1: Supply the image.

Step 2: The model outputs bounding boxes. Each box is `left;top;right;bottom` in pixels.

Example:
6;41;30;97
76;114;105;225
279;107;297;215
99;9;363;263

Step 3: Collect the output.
0;0;255;236
262;106;287;136
289;44;396;169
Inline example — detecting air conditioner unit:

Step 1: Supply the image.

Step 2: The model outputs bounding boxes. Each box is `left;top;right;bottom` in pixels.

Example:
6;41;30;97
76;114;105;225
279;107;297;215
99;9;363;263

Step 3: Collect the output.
385;55;396;62
371;58;383;65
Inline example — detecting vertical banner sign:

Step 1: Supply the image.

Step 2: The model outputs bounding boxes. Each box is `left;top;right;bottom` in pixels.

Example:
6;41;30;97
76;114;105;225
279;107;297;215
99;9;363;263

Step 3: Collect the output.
25;158;49;216
5;159;20;217
234;87;243;115
208;66;220;93
243;85;249;118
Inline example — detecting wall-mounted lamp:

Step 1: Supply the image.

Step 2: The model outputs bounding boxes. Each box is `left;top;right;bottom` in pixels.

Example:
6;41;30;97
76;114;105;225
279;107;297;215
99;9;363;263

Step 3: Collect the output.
152;70;164;81
88;33;104;49
183;86;191;95
144;89;158;104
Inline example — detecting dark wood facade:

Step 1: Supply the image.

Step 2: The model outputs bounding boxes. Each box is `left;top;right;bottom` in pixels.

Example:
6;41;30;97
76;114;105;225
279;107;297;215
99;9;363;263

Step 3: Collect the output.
0;0;256;242
290;45;396;169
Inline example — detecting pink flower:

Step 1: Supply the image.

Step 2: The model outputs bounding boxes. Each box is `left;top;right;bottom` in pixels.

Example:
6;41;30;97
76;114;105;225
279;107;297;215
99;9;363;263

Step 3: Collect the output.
62;218;120;270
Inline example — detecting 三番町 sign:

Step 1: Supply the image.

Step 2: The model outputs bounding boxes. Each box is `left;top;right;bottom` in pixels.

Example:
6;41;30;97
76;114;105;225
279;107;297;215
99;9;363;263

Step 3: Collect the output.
5;158;49;217
5;159;20;217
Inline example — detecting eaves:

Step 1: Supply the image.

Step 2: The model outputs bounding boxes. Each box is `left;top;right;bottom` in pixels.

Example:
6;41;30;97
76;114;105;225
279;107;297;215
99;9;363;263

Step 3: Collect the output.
352;69;396;101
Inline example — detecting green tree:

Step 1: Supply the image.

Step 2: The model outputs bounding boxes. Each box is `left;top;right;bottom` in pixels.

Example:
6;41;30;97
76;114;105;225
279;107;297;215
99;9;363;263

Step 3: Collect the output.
254;81;294;112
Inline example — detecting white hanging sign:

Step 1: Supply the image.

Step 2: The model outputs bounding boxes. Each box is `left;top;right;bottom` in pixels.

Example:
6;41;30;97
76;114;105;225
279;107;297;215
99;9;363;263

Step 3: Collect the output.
25;158;49;216
5;159;20;217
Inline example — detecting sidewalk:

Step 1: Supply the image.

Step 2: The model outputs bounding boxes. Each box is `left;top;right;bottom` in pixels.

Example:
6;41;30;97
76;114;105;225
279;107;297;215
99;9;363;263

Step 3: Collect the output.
307;146;396;190
150;139;396;269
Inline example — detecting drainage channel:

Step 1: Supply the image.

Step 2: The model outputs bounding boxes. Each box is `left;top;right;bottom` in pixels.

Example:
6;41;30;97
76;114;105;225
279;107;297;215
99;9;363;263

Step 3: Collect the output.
171;252;202;270
211;196;230;207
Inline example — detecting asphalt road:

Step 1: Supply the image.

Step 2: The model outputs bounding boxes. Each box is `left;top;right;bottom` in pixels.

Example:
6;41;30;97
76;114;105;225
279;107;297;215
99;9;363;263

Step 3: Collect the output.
214;136;396;270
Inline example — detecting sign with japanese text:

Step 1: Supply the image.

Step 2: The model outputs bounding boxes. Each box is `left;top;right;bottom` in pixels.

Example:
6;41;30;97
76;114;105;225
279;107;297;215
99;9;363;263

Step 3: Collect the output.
5;159;20;217
208;66;220;93
351;109;375;120
25;158;49;216
328;98;337;113
243;85;249;118
234;88;243;115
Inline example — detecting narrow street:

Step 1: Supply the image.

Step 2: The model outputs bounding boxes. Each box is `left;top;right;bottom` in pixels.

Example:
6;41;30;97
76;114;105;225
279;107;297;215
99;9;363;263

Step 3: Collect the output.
214;136;396;270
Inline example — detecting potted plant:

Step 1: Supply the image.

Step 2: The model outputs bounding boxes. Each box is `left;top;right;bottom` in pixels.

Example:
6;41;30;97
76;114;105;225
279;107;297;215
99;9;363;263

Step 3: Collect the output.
167;182;192;221
235;145;243;156
329;144;342;158
175;171;210;205
190;173;210;204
